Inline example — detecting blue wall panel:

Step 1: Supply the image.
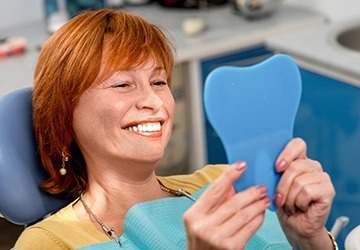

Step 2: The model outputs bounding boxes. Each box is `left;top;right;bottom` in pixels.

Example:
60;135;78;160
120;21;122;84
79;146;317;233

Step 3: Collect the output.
294;69;360;249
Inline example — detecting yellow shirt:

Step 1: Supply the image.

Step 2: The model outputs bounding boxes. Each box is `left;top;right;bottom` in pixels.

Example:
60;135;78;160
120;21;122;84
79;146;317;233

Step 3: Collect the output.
15;165;227;250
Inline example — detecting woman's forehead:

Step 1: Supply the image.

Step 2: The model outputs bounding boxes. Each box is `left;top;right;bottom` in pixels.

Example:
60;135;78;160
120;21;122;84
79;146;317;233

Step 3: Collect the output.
102;54;164;74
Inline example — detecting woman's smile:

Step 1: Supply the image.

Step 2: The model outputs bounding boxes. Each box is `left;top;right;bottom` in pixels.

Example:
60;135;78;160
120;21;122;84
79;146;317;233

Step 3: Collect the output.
123;121;164;138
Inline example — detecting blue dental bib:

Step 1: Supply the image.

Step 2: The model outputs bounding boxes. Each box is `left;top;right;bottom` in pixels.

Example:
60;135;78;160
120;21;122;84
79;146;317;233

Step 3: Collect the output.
79;186;290;249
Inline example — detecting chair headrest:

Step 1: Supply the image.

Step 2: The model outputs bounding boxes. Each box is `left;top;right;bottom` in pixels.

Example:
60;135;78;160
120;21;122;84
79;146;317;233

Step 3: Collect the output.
0;87;70;225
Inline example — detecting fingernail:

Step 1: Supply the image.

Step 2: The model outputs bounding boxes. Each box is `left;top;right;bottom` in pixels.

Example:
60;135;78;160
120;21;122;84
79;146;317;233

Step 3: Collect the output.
234;161;246;171
262;196;271;206
258;186;268;195
275;193;283;207
276;160;287;172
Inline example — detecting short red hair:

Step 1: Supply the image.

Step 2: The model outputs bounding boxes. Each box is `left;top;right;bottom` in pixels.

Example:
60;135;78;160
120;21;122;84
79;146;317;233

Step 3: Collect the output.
33;9;175;198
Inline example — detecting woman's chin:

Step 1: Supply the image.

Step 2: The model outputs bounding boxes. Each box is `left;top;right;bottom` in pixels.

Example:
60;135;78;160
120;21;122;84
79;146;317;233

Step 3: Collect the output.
135;152;164;166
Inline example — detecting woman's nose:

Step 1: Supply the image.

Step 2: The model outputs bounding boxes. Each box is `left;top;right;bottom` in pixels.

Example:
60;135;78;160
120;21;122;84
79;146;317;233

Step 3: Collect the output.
135;87;163;112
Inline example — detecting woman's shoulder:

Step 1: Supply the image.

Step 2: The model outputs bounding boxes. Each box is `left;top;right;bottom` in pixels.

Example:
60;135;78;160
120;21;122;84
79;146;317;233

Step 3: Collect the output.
14;201;107;249
15;225;68;250
15;203;74;249
158;164;228;194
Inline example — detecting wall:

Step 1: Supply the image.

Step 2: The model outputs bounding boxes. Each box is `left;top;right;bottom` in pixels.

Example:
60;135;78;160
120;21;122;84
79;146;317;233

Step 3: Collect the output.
286;0;360;22
0;0;43;30
1;0;360;31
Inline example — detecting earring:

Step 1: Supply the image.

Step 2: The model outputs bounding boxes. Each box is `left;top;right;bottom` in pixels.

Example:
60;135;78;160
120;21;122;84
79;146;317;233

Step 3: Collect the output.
60;151;69;175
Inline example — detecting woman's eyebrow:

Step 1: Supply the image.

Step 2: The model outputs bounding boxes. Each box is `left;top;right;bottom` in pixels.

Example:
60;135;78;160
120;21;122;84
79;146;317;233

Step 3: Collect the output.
152;66;166;74
124;66;164;73
154;66;165;71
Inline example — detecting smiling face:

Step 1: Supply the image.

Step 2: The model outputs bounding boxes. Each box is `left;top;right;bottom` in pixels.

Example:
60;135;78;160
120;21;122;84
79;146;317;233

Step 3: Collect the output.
72;58;175;171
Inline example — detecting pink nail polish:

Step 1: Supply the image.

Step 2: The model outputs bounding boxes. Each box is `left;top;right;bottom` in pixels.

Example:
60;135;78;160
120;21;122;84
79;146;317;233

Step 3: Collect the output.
277;160;287;171
263;197;271;206
275;193;283;207
258;186;268;195
234;162;246;171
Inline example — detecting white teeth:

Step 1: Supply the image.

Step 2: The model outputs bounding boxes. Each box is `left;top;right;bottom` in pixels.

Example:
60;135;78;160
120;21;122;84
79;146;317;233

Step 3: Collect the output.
125;122;161;132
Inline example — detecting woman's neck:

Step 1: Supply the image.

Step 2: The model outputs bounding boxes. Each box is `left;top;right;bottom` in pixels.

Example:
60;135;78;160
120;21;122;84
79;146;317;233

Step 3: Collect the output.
73;165;169;237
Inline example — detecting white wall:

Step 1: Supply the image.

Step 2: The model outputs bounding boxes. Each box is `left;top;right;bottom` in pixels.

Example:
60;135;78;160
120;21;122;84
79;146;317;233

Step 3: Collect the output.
0;0;43;30
285;0;360;22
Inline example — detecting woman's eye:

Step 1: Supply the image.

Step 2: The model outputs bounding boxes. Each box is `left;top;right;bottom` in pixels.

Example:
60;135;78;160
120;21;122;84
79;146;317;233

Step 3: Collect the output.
109;82;136;92
152;81;168;87
112;83;129;88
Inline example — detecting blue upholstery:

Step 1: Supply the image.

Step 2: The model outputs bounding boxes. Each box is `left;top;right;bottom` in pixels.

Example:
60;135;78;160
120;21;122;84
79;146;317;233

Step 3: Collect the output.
0;87;69;225
203;54;302;211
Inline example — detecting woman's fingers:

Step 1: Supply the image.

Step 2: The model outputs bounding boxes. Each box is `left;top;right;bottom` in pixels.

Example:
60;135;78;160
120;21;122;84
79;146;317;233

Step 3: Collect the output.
276;138;307;172
226;210;266;248
292;173;334;213
276;171;335;238
275;158;334;216
184;161;271;249
217;196;270;238
275;158;322;208
212;207;267;249
184;186;269;250
283;172;322;214
192;161;246;214
207;185;269;225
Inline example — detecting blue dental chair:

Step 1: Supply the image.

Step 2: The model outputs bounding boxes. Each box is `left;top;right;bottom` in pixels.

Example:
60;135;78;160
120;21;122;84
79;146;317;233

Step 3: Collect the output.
0;87;69;226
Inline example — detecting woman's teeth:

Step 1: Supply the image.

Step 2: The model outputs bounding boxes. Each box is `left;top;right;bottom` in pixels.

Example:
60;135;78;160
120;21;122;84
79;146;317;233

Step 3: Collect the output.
125;122;161;132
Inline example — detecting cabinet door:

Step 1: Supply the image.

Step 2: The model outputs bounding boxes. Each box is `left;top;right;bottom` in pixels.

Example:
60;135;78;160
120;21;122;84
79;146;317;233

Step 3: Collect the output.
294;69;360;248
202;46;273;164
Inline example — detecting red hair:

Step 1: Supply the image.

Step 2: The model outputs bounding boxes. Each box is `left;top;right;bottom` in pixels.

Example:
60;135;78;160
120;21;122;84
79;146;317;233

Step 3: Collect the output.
33;9;175;198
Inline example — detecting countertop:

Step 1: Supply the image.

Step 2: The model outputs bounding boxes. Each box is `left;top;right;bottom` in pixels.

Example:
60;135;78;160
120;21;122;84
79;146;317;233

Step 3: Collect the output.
265;17;360;87
125;3;325;62
0;3;325;96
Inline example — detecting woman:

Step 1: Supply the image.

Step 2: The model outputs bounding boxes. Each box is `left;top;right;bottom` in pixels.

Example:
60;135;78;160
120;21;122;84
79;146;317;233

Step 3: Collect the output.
15;9;336;249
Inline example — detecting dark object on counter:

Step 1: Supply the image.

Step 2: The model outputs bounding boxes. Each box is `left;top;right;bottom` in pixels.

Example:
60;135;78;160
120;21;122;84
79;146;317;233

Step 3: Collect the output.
157;0;227;9
232;0;284;19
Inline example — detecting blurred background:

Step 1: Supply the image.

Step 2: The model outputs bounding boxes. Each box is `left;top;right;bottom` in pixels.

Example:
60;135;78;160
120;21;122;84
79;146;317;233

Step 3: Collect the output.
2;0;360;31
1;0;360;249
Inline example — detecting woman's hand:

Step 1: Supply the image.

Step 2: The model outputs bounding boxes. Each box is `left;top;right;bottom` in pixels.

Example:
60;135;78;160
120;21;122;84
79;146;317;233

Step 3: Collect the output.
275;138;336;249
183;162;270;250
